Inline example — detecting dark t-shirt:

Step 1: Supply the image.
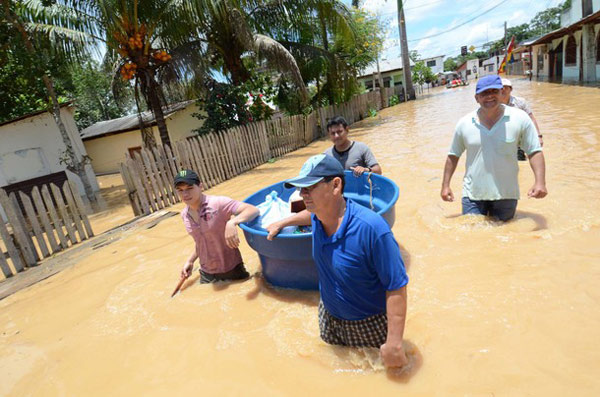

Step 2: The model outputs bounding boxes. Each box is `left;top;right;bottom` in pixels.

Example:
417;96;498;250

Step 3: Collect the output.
324;141;378;170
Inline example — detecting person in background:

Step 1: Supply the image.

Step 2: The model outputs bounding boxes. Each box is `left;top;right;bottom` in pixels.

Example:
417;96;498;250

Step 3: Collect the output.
501;78;543;160
324;116;382;177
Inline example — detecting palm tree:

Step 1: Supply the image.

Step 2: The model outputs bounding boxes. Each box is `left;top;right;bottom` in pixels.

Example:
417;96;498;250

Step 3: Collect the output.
187;0;309;103
1;0;97;202
272;0;358;106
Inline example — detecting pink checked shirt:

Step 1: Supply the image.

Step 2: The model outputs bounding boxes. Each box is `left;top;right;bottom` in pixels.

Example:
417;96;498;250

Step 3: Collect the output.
182;195;242;274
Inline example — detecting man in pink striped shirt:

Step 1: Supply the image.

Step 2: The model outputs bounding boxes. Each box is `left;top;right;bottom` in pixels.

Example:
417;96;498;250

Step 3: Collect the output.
175;169;259;283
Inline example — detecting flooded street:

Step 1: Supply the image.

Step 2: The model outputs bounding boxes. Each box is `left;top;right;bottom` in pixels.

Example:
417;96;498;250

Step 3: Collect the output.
1;79;599;395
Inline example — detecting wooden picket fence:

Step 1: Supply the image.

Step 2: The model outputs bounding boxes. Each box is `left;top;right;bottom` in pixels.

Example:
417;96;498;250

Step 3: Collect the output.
119;89;392;216
0;180;94;278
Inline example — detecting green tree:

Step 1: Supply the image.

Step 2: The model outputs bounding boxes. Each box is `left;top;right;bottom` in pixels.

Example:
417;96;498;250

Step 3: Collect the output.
1;0;97;201
444;58;457;72
70;61;132;130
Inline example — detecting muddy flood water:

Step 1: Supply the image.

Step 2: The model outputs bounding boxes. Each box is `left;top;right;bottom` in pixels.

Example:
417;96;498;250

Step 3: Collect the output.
1;79;599;395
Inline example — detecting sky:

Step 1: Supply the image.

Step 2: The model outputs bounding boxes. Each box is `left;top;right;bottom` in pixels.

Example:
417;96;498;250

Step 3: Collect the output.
342;0;566;61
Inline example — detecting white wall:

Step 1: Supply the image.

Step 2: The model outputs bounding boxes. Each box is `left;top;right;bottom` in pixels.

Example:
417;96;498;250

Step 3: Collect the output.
0;107;99;195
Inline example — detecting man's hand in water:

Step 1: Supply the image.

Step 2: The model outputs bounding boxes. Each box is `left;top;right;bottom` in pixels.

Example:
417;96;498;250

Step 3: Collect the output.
350;166;368;177
181;262;193;279
440;186;454;202
527;183;548;199
380;341;408;368
225;219;240;248
266;221;284;241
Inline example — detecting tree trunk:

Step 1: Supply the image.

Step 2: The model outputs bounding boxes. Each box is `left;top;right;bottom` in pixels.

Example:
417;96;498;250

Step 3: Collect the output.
4;0;96;202
140;69;170;147
318;14;335;105
133;83;156;148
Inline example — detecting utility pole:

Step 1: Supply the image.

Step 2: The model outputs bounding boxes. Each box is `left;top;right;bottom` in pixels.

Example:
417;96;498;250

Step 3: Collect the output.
397;0;415;100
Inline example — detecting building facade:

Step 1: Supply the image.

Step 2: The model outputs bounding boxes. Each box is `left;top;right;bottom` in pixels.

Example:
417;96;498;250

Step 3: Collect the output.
528;2;600;83
81;101;201;174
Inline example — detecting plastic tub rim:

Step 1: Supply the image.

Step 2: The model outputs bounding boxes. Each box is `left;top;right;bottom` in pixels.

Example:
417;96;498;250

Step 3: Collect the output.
239;171;399;239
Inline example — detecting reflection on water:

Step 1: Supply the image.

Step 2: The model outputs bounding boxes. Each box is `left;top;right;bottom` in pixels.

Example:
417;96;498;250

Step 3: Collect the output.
1;79;600;395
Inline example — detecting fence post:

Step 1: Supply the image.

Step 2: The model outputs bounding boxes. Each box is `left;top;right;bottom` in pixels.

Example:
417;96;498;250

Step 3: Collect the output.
0;189;37;266
0;214;24;273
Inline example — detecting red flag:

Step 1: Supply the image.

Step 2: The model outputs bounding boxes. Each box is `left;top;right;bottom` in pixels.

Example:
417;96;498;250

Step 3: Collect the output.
498;36;516;74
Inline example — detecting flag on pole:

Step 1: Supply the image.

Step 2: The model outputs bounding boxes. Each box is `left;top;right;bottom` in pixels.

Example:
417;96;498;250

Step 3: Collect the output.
498;36;516;74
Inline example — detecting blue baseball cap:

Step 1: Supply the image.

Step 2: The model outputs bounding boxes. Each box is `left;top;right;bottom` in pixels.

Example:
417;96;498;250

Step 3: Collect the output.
476;75;503;94
284;154;344;188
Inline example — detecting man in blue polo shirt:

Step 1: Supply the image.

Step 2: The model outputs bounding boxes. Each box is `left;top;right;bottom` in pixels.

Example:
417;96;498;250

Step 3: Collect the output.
441;75;547;220
281;154;409;368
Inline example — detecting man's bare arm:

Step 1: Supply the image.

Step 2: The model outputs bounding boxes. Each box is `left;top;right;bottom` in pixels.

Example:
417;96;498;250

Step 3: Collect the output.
266;209;311;240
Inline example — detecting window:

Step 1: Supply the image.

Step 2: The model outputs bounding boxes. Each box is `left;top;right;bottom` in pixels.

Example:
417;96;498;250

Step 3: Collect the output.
128;146;142;159
565;35;577;65
597;31;600;63
426;60;436;67
582;0;593;18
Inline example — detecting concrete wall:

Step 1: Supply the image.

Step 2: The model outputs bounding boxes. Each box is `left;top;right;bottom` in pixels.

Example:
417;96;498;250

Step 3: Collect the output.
165;104;201;143
0;107;99;195
85;130;144;174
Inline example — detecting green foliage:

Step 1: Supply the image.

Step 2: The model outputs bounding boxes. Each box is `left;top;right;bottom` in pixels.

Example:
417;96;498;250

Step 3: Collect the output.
193;76;275;135
343;8;386;71
70;61;132;130
412;61;436;86
388;95;400;106
367;106;377;118
443;58;458;72
193;82;253;135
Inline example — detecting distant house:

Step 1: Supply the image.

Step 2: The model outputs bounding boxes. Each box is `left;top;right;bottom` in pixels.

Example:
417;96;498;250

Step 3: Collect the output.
0;104;99;200
81;100;202;174
419;55;445;75
357;57;416;91
456;59;480;81
481;55;502;76
524;2;599;83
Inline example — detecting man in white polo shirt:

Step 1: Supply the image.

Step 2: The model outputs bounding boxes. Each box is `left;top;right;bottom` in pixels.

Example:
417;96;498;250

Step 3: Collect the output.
440;75;547;221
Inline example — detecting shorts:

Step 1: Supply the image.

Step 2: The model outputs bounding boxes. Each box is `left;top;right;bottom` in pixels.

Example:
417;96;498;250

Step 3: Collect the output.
318;301;388;348
199;263;250;284
461;197;518;221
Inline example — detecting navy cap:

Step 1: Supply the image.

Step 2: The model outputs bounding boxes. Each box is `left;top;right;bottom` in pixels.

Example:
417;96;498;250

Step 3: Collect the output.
476;75;503;94
284;154;344;188
174;169;200;186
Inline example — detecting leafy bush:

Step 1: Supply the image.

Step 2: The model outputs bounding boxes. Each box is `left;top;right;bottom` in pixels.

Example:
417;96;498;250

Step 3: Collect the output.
389;95;400;106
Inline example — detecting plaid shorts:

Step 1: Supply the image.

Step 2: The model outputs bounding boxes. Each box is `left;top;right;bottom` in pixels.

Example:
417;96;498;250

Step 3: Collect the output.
318;301;388;348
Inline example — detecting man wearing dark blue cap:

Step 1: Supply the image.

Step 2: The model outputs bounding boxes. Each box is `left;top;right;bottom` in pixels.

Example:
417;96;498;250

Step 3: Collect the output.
441;75;547;221
271;154;409;368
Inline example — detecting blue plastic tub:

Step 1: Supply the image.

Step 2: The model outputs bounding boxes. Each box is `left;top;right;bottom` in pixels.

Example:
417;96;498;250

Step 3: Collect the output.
240;170;399;290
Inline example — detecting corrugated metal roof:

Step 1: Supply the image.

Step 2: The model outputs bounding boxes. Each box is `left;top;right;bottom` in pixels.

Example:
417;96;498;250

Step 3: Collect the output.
80;100;194;140
358;57;416;78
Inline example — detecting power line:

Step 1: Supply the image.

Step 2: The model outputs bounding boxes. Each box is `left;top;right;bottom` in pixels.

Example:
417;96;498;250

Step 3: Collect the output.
407;0;510;42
